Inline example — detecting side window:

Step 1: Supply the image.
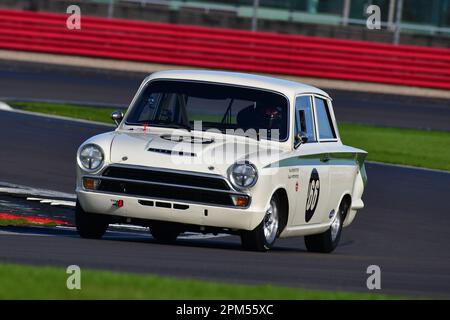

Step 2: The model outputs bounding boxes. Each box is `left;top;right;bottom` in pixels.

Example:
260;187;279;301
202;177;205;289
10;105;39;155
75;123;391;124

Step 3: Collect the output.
295;96;316;142
314;97;336;140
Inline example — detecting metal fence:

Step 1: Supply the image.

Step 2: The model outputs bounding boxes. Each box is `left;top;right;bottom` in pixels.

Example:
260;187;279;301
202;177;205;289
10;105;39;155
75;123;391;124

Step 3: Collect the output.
59;0;450;44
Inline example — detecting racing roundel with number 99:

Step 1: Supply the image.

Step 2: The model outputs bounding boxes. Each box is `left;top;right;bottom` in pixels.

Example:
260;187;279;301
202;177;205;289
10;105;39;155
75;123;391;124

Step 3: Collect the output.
305;168;320;223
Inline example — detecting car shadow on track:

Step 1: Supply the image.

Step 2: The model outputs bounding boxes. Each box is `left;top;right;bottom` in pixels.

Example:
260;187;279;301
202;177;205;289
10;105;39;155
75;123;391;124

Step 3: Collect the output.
0;225;320;253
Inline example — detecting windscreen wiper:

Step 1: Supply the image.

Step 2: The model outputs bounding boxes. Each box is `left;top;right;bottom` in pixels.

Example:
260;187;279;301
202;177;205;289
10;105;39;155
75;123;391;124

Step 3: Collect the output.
166;123;192;132
125;122;191;132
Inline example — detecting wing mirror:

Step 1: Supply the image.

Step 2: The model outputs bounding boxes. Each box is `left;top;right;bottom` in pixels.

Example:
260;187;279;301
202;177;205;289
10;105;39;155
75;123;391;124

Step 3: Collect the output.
294;132;308;149
111;110;124;127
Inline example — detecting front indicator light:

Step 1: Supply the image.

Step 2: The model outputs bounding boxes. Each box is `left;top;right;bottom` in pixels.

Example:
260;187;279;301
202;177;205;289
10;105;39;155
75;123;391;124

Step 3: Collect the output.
83;178;101;190
231;195;249;207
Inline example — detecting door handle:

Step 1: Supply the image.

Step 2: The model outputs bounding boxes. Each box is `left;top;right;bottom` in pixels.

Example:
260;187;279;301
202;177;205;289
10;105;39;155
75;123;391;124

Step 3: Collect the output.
320;155;330;163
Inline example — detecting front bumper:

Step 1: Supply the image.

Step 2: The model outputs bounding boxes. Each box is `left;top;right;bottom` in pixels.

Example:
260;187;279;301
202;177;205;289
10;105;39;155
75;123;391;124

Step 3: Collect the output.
77;189;265;231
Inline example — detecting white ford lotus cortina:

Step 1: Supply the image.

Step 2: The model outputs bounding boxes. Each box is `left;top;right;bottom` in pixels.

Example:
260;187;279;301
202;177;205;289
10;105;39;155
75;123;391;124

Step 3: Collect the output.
76;70;367;252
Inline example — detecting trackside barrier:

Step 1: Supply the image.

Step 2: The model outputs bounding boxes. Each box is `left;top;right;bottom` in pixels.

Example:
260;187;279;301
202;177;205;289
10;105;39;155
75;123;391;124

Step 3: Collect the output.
0;9;449;90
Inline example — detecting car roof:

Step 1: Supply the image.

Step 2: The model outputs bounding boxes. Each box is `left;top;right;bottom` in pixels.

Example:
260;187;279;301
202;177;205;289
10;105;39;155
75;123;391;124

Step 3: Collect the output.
146;70;331;99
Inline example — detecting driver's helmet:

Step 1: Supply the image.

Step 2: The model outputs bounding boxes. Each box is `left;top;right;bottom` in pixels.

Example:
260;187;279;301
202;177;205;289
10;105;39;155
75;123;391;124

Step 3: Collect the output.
258;104;283;128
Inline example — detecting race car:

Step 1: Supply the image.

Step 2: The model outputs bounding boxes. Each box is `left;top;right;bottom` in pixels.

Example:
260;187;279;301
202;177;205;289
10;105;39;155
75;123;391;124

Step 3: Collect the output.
75;70;367;252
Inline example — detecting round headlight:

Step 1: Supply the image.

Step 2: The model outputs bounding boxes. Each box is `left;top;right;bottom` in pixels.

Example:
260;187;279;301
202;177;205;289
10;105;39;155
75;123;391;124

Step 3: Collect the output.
229;162;258;189
78;144;104;171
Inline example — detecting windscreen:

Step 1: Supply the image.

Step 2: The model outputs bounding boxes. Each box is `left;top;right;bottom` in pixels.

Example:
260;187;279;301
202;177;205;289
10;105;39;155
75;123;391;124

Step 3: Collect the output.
125;80;289;141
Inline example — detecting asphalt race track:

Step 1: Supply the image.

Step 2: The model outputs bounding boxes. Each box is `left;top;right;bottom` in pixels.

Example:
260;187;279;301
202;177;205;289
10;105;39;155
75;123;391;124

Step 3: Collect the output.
0;62;450;298
1;109;450;298
0;60;449;131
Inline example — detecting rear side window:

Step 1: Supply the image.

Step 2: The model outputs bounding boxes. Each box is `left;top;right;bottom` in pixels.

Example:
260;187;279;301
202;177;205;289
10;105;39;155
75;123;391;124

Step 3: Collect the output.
295;96;316;142
314;98;336;140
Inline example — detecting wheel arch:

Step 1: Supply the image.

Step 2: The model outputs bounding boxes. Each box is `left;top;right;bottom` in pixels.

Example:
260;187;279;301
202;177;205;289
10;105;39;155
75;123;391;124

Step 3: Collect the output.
272;187;289;235
338;193;352;222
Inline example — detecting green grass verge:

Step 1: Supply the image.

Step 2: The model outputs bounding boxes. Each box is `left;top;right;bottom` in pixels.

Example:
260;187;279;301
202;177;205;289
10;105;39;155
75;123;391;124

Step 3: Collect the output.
0;263;398;299
11;102;117;123
10;102;450;171
339;123;450;171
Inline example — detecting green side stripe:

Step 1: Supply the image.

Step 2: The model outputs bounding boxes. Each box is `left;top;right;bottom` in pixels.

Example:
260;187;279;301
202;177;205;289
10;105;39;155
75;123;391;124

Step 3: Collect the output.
265;152;366;168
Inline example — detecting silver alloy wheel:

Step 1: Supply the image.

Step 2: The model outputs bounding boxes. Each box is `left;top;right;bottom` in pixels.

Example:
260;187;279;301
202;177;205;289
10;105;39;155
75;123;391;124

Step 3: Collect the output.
330;210;341;241
263;198;279;245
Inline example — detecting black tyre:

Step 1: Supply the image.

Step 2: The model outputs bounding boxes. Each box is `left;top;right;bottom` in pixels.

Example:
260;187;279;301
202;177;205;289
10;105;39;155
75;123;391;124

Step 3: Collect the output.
150;222;181;244
241;194;280;252
304;199;350;253
75;201;109;239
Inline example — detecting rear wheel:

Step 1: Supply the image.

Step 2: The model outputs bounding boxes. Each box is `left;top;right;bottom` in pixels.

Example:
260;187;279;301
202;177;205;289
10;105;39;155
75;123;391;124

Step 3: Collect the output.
150;222;181;244
75;201;110;239
304;199;349;253
241;194;280;252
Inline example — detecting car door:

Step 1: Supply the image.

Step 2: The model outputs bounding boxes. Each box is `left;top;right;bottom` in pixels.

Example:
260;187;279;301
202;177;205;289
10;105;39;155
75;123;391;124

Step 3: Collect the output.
315;97;356;215
312;96;341;223
291;95;331;226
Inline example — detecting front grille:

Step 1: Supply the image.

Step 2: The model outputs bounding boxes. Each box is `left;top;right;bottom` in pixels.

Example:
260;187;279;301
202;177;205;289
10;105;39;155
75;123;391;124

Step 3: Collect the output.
102;165;230;191
97;179;235;206
90;165;249;207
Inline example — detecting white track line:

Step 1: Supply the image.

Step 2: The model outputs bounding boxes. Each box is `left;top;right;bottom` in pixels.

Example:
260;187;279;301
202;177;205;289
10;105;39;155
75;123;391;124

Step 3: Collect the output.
50;201;76;207
0;181;75;199
25;198;76;207
367;161;450;174
0;101;13;110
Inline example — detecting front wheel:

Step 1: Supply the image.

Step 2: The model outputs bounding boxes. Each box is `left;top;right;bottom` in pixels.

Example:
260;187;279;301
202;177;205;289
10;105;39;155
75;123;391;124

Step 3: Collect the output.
75;201;110;239
241;194;280;252
304;200;349;253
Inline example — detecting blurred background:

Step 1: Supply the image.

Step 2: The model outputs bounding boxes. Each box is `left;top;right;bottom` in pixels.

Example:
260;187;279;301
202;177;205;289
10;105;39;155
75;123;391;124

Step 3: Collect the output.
2;0;449;47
